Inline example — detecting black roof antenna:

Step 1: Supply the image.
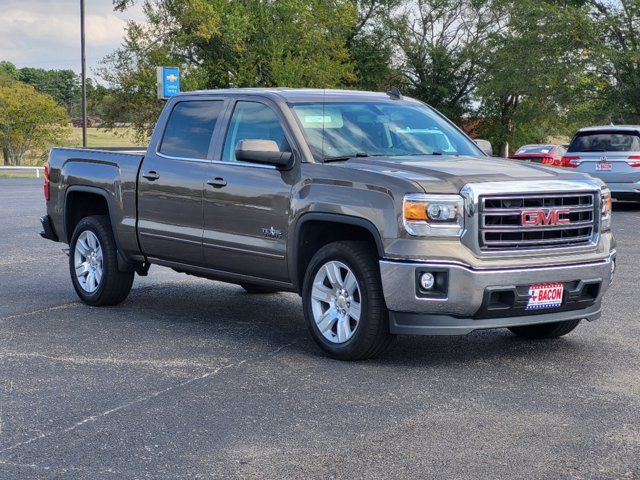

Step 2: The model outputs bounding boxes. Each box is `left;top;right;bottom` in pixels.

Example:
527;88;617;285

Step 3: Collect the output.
387;86;403;100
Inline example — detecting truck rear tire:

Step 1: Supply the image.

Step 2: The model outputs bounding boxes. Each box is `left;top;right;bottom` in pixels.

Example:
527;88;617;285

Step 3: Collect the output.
69;215;134;306
508;319;581;339
239;283;280;294
302;241;394;360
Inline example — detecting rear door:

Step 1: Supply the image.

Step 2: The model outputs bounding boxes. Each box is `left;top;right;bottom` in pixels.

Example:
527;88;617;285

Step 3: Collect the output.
202;98;299;282
138;98;226;265
566;130;640;184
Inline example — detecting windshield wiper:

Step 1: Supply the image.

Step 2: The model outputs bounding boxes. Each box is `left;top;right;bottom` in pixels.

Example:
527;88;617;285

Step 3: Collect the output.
386;151;444;156
323;151;444;162
322;152;376;163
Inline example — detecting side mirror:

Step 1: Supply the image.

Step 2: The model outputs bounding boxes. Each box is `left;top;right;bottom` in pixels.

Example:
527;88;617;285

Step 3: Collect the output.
235;139;293;168
474;139;493;156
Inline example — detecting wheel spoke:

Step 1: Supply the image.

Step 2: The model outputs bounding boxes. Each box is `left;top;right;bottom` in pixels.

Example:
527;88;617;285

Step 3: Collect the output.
94;267;102;284
349;301;361;321
87;232;98;250
344;271;357;295
75;262;89;276
324;262;342;288
76;238;89;256
86;271;95;291
311;283;333;303
336;317;351;343
317;308;338;333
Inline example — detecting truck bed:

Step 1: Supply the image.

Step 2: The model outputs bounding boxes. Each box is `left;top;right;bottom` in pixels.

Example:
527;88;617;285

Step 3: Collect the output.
46;146;147;261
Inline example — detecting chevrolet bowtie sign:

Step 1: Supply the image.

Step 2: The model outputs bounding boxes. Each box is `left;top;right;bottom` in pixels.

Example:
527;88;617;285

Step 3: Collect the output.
157;67;180;100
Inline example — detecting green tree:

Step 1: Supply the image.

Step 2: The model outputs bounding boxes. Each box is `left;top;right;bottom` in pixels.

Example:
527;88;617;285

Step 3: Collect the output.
0;61;18;80
17;67;81;116
0;82;69;166
103;0;358;137
390;0;500;122
477;0;595;154
346;0;403;91
587;0;640;123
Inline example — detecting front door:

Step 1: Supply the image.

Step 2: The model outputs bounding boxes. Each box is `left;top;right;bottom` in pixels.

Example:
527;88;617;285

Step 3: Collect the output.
138;99;225;265
203;100;298;282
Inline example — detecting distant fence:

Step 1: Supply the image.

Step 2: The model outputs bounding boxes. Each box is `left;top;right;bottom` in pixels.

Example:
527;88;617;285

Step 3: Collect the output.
0;166;44;178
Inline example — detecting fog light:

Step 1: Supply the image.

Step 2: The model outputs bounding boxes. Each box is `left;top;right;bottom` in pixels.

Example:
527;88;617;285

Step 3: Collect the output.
419;272;435;290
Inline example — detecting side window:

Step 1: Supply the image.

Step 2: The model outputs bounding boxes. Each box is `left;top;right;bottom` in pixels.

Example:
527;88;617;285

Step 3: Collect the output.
222;101;290;162
159;100;223;159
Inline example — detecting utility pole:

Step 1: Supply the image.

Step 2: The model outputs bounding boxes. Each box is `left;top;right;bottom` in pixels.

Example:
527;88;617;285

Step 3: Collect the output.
80;0;87;148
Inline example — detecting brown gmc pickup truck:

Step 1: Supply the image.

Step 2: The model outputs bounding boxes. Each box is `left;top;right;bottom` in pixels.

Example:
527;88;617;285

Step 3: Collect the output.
40;88;616;360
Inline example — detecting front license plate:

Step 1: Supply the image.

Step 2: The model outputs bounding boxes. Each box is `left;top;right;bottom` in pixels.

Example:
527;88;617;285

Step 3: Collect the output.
526;283;564;310
596;162;612;171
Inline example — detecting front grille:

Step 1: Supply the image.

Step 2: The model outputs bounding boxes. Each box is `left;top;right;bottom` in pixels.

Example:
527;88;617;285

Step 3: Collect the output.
479;192;597;250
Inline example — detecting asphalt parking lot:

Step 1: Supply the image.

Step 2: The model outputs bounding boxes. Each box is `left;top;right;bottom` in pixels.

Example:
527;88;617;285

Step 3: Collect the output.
0;178;639;479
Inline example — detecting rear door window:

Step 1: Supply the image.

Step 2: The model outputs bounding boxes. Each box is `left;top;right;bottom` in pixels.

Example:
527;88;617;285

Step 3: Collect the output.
160;100;224;159
568;131;640;152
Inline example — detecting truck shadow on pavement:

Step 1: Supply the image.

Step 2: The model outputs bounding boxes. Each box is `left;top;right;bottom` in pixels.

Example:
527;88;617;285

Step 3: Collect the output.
613;201;640;212
117;278;591;368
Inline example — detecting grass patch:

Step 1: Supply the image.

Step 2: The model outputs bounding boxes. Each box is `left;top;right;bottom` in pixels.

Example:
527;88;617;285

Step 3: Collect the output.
17;127;148;166
0;173;40;178
62;127;147;149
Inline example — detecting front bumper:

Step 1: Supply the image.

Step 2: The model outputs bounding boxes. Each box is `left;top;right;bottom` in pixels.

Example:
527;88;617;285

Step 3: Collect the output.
380;252;615;335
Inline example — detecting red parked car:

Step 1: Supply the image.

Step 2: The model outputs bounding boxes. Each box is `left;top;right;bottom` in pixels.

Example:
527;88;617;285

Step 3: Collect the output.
509;144;567;166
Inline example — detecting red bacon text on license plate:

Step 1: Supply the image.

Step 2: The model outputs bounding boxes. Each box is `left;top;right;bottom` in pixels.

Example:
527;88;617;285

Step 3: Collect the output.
526;283;564;310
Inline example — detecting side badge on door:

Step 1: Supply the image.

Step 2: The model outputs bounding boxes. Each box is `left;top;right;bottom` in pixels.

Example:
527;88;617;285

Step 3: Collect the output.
262;226;283;239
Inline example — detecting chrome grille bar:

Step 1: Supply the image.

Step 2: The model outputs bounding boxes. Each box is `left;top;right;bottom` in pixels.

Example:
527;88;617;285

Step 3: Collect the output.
479;192;597;250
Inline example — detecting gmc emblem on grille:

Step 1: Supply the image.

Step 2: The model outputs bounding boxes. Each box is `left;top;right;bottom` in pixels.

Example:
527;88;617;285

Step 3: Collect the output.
521;209;571;226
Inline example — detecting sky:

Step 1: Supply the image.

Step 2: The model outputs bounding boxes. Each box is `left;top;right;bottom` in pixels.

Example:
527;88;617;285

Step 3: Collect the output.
0;0;145;77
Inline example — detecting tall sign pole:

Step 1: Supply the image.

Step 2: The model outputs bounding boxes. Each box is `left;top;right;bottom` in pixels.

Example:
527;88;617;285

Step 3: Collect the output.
80;0;87;148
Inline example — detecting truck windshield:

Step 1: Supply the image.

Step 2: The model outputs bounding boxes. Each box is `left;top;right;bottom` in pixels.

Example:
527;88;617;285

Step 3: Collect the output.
290;101;481;161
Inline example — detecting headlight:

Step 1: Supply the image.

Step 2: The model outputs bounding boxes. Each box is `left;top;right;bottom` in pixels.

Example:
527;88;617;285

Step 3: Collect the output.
601;188;612;231
403;194;465;236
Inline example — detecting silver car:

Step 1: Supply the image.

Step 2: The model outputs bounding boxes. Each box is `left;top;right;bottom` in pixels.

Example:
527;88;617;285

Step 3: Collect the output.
564;125;640;201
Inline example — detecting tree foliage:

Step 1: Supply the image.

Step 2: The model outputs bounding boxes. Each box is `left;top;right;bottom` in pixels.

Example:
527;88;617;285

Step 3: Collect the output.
0;82;69;166
101;0;359;136
390;0;500;122
63;0;640;152
476;0;596;154
588;0;640;123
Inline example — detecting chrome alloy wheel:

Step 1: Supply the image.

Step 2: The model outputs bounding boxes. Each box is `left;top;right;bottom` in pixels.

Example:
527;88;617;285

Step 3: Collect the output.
310;260;362;344
74;230;103;294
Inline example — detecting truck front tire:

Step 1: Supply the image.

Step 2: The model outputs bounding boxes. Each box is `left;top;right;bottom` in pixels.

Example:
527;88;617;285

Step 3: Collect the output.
508;319;581;339
302;241;394;360
69;215;134;306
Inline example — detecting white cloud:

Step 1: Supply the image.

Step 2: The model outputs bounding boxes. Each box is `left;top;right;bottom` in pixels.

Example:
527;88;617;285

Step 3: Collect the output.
0;0;145;76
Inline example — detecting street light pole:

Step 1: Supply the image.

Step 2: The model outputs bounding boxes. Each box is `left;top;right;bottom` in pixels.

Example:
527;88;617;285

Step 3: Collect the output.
80;0;87;148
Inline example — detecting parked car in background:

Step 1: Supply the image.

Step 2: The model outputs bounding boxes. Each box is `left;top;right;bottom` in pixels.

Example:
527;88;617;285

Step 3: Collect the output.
510;144;566;166
562;125;640;201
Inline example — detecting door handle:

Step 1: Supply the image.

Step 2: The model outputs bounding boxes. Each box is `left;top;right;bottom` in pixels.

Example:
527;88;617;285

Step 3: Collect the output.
207;177;227;188
142;171;160;181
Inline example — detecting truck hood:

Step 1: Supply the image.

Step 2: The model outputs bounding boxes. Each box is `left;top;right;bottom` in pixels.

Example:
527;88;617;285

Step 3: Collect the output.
336;155;589;194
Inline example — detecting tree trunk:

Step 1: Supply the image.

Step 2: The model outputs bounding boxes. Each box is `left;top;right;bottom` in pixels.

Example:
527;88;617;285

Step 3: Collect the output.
499;142;509;158
2;147;8;166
